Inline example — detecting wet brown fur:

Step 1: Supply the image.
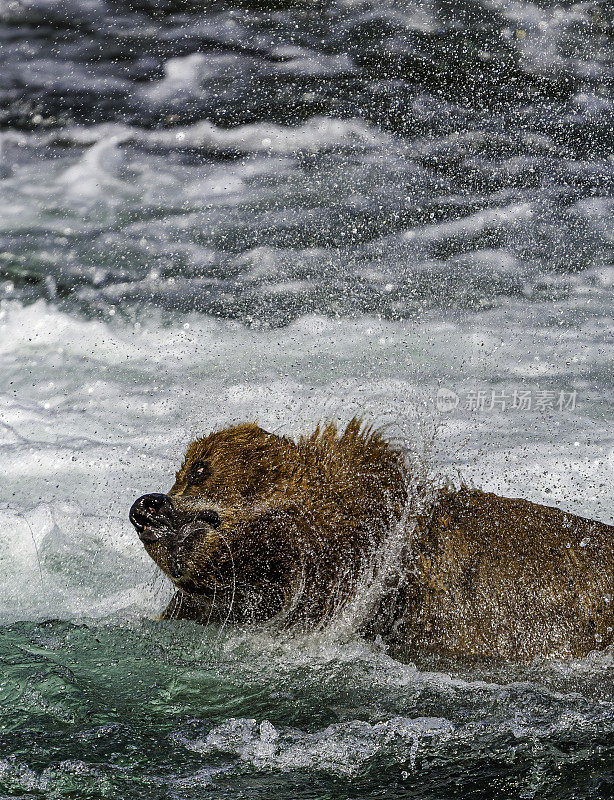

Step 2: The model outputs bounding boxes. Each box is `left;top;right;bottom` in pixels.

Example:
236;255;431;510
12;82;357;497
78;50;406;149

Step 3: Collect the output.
140;418;614;662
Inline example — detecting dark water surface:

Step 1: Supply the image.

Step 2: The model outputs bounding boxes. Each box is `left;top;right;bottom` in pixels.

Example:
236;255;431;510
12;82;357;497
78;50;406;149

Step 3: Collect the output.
0;0;613;797
1;0;612;325
1;620;613;799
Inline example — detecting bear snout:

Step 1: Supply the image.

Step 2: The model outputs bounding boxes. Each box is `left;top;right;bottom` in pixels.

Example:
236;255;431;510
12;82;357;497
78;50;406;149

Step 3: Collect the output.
129;493;175;542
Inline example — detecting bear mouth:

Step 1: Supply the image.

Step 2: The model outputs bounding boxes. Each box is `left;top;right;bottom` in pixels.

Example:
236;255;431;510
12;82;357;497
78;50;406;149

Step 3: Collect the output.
129;493;226;584
129;494;221;540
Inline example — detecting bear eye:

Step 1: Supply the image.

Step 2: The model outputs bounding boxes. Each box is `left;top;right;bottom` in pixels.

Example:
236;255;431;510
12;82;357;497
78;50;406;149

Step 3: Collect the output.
186;460;210;485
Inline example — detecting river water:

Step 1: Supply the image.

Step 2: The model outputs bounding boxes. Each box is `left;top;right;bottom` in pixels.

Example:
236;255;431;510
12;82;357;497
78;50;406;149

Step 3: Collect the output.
0;0;613;797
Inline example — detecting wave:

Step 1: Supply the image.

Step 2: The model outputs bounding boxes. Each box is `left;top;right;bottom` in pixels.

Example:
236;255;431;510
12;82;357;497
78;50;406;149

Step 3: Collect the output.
0;299;611;624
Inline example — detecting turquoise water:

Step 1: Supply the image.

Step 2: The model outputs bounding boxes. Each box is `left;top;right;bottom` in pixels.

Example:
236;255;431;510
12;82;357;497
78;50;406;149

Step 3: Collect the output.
1;620;613;798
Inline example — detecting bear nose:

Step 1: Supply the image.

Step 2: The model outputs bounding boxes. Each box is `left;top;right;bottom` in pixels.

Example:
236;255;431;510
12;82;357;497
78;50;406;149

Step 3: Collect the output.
129;493;174;542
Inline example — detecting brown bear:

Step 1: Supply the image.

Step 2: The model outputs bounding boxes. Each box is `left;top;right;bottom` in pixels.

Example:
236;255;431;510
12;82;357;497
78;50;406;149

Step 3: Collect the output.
129;419;614;662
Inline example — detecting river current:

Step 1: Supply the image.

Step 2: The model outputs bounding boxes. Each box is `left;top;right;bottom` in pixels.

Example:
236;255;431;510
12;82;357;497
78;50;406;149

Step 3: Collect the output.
0;0;613;797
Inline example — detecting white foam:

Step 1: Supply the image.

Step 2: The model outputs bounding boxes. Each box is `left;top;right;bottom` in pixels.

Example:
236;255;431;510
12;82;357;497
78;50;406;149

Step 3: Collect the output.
0;298;611;625
400;203;534;245
58;135;127;199
185;715;453;777
142;115;389;154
